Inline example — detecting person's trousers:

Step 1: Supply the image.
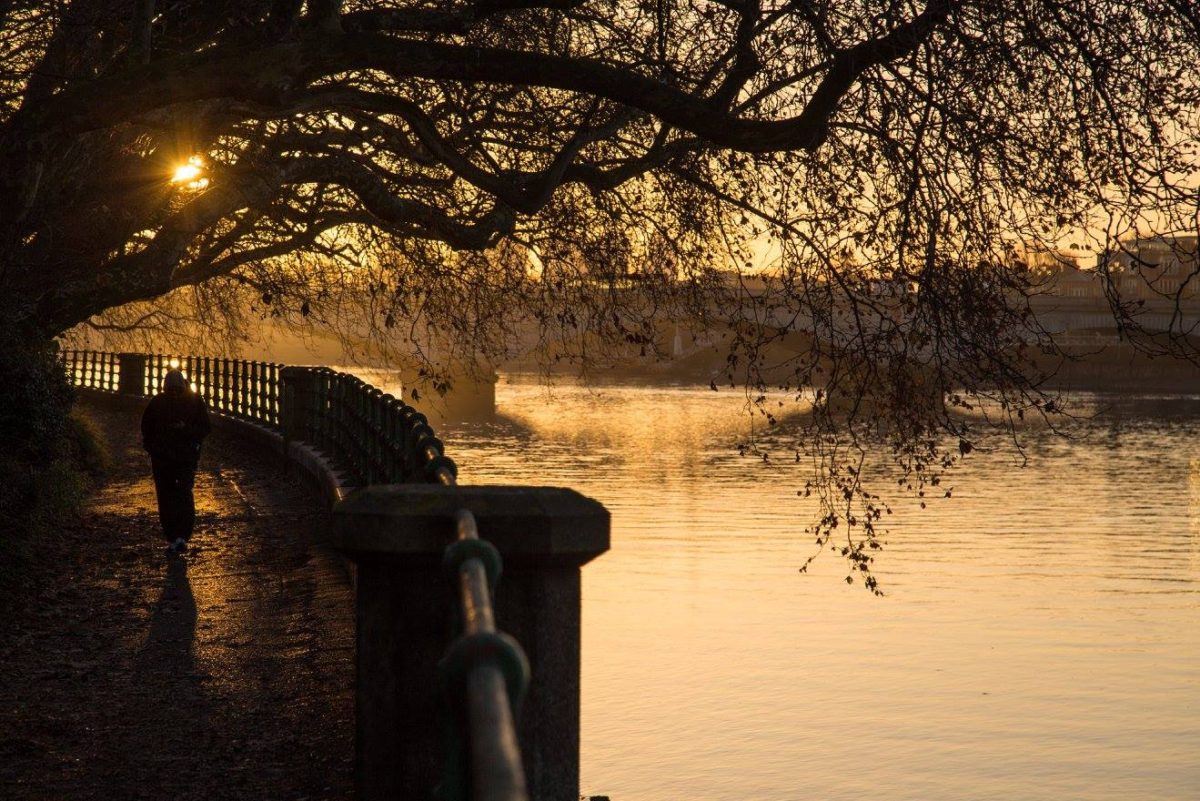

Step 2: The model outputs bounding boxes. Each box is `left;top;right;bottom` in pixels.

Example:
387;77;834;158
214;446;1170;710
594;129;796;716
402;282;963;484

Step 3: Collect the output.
151;458;197;542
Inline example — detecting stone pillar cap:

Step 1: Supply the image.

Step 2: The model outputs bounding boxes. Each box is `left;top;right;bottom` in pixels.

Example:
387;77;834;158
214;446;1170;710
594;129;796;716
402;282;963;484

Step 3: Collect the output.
331;485;609;563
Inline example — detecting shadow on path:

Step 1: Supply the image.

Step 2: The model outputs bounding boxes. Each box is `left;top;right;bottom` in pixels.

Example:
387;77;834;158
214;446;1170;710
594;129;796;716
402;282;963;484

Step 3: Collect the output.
141;554;199;674
100;555;213;799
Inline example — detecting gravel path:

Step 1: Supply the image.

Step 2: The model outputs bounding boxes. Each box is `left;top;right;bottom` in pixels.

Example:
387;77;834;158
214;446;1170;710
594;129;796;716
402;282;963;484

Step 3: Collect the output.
0;397;355;800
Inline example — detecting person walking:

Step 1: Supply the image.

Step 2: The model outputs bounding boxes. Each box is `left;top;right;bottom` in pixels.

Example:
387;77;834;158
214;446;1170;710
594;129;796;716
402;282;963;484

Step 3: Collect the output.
141;369;210;554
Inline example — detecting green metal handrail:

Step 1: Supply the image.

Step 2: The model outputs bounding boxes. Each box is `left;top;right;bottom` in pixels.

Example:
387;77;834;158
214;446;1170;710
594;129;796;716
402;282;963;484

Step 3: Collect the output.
439;504;530;801
434;454;530;801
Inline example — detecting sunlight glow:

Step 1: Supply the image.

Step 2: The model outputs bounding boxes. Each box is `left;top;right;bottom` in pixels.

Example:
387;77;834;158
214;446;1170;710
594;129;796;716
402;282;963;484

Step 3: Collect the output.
170;156;209;189
171;163;200;183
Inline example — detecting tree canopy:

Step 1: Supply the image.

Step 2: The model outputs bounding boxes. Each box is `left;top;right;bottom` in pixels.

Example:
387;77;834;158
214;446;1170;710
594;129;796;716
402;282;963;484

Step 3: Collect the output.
3;1;1198;586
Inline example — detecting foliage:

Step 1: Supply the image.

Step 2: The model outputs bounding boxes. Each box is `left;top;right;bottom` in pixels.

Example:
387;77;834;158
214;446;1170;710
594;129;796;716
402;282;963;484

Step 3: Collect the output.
2;1;1198;588
0;340;75;466
0;341;107;607
0;396;108;612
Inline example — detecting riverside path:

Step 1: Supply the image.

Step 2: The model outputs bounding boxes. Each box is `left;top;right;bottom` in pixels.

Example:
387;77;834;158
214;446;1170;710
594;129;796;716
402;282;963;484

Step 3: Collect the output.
0;397;355;800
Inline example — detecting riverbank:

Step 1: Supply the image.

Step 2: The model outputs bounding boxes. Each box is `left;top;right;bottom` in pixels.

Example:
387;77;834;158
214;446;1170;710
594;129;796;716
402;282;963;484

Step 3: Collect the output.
502;334;1200;395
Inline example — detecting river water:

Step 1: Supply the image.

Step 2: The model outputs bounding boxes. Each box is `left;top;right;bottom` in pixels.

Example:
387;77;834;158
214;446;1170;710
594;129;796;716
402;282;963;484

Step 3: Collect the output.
416;377;1198;801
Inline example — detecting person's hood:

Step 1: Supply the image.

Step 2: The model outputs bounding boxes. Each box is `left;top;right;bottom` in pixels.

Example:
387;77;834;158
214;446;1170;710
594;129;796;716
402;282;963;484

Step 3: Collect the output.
163;370;189;393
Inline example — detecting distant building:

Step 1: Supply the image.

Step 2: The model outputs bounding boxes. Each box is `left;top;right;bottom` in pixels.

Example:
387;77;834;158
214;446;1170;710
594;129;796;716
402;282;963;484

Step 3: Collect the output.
1017;235;1200;334
1105;234;1199;300
1021;247;1106;300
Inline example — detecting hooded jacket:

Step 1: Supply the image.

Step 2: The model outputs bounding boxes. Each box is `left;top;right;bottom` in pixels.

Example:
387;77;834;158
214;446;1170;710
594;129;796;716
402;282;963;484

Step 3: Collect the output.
142;388;210;468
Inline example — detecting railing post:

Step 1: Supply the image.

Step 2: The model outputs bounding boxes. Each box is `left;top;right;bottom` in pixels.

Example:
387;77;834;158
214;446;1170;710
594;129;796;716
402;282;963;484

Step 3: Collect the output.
331;486;610;801
280;366;318;443
116;353;148;396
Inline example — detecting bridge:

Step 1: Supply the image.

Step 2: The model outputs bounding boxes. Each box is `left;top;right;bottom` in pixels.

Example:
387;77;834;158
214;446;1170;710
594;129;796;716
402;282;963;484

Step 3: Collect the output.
1;350;610;801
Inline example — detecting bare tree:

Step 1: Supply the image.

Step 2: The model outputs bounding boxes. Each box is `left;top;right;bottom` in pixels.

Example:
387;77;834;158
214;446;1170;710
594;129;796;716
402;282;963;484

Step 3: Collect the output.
3;1;1198;586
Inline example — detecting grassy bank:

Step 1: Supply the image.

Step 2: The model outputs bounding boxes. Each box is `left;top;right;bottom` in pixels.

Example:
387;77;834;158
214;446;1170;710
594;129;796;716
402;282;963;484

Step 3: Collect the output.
0;406;110;615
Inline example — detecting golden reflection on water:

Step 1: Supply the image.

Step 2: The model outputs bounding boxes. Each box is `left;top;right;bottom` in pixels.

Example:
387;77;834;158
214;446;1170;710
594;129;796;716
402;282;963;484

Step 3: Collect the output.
429;379;1200;801
1190;458;1200;567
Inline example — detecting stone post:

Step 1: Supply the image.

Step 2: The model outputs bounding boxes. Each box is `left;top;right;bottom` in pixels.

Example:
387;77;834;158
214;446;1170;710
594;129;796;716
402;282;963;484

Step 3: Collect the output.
279;366;317;443
331;485;610;801
116;352;148;396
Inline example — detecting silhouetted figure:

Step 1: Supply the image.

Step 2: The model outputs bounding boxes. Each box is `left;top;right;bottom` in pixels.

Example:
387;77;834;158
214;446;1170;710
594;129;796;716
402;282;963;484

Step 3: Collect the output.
142;369;210;553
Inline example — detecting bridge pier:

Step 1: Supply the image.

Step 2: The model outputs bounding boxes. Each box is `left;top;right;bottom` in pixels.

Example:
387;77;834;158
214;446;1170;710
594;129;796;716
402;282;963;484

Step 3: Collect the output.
331;485;609;801
402;371;498;424
438;372;497;423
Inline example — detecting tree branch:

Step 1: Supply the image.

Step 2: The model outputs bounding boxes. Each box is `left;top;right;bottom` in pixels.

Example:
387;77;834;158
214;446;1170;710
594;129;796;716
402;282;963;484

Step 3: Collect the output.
131;0;155;64
289;156;516;249
324;89;631;213
31;2;952;155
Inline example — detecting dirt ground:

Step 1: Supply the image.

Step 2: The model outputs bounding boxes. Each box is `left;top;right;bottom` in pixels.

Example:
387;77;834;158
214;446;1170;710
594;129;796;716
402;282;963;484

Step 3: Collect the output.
0;398;355;800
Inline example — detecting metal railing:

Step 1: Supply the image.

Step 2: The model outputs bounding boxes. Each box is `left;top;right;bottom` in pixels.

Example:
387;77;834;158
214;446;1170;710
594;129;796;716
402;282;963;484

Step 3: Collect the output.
63;350;284;427
62;349;120;393
280;366;458;486
151;353;283;427
62;349;529;801
61;351;454;486
436;470;530;801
